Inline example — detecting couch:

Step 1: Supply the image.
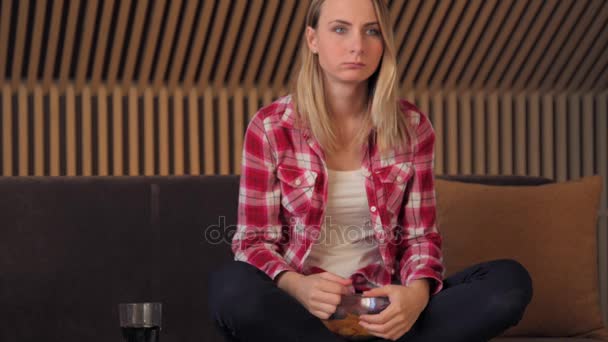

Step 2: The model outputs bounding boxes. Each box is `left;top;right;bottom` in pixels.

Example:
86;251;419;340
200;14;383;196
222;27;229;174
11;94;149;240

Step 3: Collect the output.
1;174;605;341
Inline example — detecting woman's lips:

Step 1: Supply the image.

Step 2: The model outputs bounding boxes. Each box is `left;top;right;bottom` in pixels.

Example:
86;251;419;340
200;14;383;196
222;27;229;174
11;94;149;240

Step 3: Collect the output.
343;63;366;69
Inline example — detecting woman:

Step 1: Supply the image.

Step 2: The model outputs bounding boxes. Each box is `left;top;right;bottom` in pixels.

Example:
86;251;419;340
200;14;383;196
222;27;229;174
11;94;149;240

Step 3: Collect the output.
208;0;532;341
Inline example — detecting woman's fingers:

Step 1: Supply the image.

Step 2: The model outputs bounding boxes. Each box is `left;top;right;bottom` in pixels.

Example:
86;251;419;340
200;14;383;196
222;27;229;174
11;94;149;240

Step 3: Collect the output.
360;315;408;340
312;310;332;320
317;280;349;296
311;301;337;317
311;290;341;306
318;272;352;286
360;316;399;334
360;305;396;324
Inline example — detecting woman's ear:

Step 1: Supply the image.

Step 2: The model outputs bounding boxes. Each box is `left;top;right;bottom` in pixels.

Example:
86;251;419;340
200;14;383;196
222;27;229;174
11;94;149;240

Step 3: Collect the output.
305;26;318;53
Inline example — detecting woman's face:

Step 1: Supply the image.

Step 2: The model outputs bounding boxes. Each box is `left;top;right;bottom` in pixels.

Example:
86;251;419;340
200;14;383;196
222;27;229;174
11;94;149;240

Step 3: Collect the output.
307;0;384;85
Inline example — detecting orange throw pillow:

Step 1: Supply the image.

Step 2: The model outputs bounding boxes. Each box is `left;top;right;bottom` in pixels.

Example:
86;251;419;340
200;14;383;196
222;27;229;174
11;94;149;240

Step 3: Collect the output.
435;175;604;337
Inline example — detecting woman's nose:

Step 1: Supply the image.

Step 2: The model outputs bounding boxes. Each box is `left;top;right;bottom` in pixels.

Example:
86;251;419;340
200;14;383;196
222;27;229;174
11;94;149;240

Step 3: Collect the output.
349;32;365;55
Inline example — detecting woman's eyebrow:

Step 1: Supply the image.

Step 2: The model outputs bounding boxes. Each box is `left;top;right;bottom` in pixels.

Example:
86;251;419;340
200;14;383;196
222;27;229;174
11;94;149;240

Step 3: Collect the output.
328;19;379;26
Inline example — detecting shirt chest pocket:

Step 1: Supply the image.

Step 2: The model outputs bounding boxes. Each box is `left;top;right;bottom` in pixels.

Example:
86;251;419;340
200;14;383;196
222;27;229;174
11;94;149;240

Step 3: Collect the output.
377;162;413;215
276;165;318;214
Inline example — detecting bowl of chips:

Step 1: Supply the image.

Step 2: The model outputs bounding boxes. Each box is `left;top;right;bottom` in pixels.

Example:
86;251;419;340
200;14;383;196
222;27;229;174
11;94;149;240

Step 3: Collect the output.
321;294;390;340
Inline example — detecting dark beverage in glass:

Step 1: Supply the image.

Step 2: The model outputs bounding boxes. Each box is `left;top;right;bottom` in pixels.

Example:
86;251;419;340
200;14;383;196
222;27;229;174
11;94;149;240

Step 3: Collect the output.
121;326;161;342
119;303;162;342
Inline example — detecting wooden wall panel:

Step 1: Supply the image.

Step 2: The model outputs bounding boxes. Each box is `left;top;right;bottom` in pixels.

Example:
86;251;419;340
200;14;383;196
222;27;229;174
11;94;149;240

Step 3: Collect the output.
257;0;296;92
151;0;182;91
0;0;12;85
431;92;444;174
123;1;150;89
81;87;92;176
172;88;185;176
97;86;109;175
138;0;166;89
446;93;458;175
0;0;606;93
218;89;230;175
65;86;76;176
528;94;541;177
58;1;80;90
458;92;472;175
500;93;513;175
487;93;500;175
143;88;155;176
106;0;132;90
90;0;115;91
74;0;98;91
41;0;64;90
158;88;169;176
111;87;124;176
32;86;44;176
49;86;60;176
17;85;28;176
181;0;215;90
26;0;46;88
213;0;248;90
19;86;608;180
515;94;527;176
242;0;281;91
127;87;139;176
11;1;30;89
202;87;214;175
473;95;485;175
2;85;12;176
187;88;201;175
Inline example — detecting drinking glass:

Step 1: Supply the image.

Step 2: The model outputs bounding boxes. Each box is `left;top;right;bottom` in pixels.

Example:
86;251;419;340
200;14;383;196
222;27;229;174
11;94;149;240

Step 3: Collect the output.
119;302;162;342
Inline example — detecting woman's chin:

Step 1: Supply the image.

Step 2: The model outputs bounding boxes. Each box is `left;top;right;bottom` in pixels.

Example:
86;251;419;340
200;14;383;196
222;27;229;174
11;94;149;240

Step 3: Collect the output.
335;73;373;84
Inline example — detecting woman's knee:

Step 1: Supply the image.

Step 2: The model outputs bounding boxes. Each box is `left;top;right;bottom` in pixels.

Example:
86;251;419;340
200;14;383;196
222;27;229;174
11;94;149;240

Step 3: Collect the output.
483;259;533;324
490;259;533;298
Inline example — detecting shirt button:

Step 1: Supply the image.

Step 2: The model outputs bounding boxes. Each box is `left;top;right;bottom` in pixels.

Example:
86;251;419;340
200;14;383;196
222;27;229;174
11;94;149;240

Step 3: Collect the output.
390;269;395;274
295;179;301;186
370;206;377;212
396;176;403;182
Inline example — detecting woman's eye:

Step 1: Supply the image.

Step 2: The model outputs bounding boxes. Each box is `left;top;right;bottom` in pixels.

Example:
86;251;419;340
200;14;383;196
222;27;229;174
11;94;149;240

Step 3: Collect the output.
367;28;381;36
333;26;346;34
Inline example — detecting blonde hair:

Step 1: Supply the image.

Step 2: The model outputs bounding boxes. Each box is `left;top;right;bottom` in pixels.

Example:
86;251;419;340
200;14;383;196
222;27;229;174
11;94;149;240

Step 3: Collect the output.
292;0;412;156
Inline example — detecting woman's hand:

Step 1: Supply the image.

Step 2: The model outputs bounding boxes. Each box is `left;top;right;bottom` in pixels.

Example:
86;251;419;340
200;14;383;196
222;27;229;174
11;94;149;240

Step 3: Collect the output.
277;271;353;320
358;279;430;341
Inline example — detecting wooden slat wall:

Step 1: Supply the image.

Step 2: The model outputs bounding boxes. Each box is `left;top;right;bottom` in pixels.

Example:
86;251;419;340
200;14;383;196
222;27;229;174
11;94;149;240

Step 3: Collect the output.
0;85;256;176
3;85;606;177
0;0;606;93
0;85;605;199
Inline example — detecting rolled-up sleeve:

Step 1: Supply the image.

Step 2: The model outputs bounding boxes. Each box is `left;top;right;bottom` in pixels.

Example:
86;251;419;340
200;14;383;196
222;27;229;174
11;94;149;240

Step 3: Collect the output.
398;113;445;295
231;112;296;280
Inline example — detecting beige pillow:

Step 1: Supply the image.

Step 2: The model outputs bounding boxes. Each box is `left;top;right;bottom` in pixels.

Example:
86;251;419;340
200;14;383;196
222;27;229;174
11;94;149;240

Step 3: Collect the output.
435;175;604;337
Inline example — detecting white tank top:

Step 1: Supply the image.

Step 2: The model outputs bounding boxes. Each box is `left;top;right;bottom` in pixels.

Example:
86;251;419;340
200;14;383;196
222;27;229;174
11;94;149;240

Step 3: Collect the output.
303;168;383;278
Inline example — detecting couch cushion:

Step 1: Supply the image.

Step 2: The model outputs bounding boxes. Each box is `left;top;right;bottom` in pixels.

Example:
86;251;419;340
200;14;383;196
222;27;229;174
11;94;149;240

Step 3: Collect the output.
436;175;604;337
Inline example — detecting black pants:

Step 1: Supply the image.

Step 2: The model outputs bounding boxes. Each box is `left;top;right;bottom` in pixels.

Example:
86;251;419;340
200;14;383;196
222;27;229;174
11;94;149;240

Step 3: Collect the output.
208;259;533;342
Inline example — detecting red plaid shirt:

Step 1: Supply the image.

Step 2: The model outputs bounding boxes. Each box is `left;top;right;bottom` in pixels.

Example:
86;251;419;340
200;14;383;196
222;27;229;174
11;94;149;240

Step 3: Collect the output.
232;95;445;295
